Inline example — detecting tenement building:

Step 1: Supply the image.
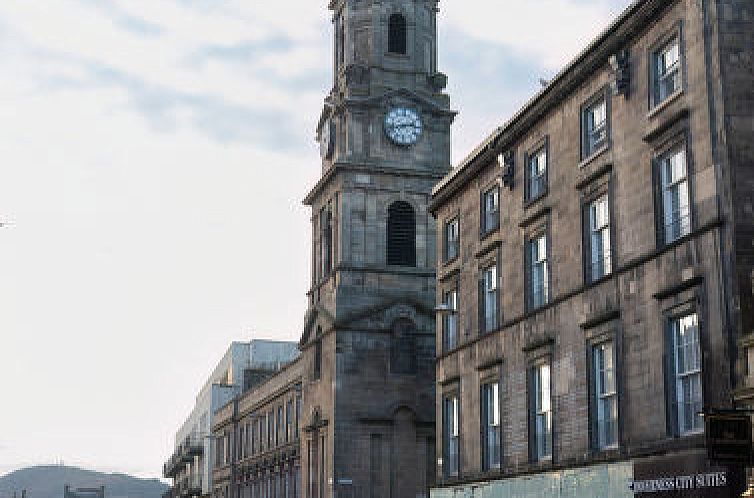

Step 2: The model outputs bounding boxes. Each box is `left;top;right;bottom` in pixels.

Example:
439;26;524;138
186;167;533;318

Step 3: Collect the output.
210;0;455;497
164;340;299;498
430;0;753;496
212;357;303;498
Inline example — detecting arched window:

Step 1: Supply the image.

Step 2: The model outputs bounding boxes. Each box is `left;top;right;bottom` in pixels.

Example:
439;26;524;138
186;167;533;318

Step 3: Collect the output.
387;201;416;266
388;13;407;55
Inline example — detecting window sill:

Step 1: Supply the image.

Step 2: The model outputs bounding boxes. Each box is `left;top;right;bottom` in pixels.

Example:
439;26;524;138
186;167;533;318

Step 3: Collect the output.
588;445;621;463
526;301;550;314
656;227;696;254
594;444;620;453
530;456;553;468
480;467;503;477
679;429;704;438
578;144;610;169
442;255;459;267
480;226;499;241
475;239;501;258
643;106;690;143
584;272;613;289
523;191;548;210
439;266;460;283
518;205;551;229
648;89;683;120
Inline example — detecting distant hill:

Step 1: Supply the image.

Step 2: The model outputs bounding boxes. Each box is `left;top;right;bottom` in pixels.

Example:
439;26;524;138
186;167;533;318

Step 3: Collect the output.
0;466;167;498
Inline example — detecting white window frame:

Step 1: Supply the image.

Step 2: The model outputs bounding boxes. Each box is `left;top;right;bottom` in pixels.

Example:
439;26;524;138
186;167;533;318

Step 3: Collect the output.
593;341;618;449
660;146;691;244
528;234;549;309
584;97;607;157
482;187;500;233
672;313;703;435
527;148;547;201
483;265;498;332
445;217;459;262
532;362;552;461
588;195;612;281
443;288;458;351
653;36;681;106
481;381;501;470
444;394;460;477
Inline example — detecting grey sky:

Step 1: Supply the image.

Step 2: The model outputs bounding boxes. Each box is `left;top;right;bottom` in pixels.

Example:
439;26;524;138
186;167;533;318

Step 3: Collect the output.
0;0;630;480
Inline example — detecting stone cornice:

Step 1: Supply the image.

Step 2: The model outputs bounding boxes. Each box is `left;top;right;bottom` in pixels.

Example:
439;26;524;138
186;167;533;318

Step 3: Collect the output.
430;0;674;212
303;162;447;206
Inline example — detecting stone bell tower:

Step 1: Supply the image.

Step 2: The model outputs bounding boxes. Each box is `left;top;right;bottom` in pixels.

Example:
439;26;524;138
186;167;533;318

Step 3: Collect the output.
299;0;454;496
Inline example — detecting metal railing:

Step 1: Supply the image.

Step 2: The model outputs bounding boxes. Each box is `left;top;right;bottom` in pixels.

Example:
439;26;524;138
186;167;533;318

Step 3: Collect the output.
182;435;204;458
175;474;202;498
164;435;204;477
163;453;184;478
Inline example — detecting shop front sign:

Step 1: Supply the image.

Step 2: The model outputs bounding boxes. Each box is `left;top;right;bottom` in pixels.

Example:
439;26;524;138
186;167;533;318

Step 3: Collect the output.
628;471;727;493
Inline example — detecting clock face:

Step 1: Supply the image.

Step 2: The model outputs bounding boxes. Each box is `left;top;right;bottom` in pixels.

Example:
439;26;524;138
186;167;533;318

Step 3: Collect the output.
384;107;423;146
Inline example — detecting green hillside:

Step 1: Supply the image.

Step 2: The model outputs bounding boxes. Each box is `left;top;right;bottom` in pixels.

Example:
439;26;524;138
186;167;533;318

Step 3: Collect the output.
0;466;167;498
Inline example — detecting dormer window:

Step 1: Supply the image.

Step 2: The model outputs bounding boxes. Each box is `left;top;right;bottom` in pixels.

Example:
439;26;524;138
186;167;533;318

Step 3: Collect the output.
388;14;407;55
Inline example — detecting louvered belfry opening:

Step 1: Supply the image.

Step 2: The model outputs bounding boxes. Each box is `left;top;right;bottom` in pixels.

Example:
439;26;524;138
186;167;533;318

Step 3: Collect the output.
387;201;416;267
388;14;407;55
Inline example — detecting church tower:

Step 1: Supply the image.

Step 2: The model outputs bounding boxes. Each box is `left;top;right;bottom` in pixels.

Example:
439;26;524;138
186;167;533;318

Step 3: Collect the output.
299;0;454;496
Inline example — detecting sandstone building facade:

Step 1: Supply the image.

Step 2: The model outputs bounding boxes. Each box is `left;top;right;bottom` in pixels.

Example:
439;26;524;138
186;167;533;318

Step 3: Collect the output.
212;358;304;498
209;0;455;497
163;341;299;498
429;0;753;496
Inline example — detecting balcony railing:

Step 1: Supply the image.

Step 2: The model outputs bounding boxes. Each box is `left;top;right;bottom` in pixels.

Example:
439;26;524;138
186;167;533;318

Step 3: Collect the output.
164;435;204;477
163;453;183;478
176;474;203;498
183;435;204;457
186;474;202;497
180;435;204;463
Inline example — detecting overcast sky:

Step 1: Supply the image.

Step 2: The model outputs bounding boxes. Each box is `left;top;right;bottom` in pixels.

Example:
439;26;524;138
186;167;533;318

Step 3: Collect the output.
0;0;631;481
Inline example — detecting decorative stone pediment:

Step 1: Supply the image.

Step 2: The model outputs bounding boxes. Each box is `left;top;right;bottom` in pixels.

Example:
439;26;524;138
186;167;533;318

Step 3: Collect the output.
299;304;336;347
334;298;433;333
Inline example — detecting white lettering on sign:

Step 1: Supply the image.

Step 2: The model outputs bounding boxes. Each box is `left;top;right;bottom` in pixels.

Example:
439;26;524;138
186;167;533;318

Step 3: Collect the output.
628;472;727;494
